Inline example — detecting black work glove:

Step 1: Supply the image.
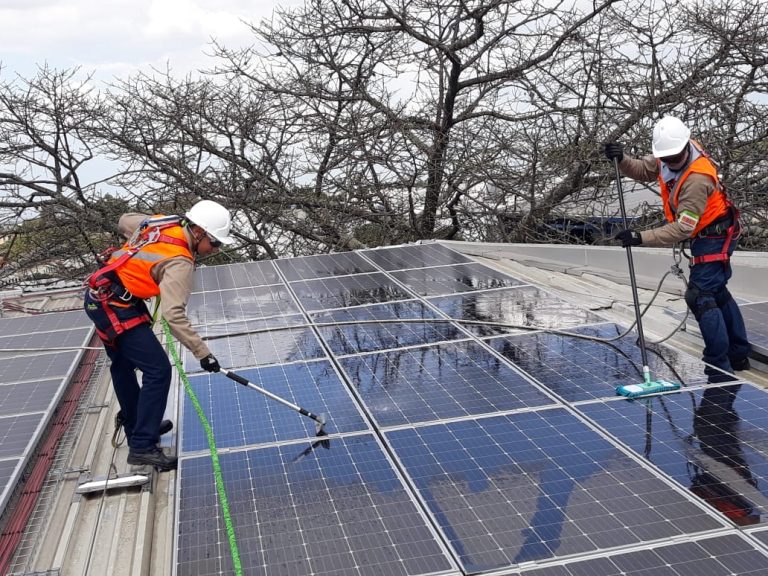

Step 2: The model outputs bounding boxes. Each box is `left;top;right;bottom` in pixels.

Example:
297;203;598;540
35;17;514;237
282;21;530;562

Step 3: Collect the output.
614;229;642;248
200;354;221;373
604;142;624;162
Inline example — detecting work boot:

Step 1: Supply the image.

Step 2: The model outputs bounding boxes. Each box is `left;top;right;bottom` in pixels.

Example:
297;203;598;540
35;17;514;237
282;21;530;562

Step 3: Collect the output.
127;446;178;471
731;357;751;371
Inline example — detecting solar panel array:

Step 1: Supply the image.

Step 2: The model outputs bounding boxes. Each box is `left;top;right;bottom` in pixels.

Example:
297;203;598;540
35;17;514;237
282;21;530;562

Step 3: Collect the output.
175;243;768;575
0;309;92;516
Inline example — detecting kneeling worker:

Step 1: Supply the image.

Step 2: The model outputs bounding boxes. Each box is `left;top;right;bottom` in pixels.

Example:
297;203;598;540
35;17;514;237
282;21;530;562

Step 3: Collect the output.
84;200;233;470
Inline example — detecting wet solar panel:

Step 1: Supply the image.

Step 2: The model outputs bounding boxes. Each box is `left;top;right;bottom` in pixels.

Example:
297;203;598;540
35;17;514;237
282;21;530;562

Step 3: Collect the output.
428;285;605;336
276;252;377;281
192;261;281;292
391;262;525;296
739;301;768;356
578;383;768;526
177;435;457;576
362;243;473;271
181;361;369;452
187;285;300;326
386;410;724;573
290;273;414;311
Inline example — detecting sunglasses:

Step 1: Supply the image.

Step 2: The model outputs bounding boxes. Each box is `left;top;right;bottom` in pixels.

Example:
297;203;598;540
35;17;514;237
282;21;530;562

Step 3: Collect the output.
206;233;222;248
660;148;688;165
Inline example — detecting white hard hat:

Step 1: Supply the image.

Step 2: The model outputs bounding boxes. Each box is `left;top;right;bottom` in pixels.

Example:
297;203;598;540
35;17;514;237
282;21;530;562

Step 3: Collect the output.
652;116;691;157
185;200;234;245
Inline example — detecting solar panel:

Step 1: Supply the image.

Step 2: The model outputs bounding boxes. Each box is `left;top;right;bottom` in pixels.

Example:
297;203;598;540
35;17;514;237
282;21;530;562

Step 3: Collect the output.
0;413;46;458
751;527;768;547
275;252;377;281
181;361;369;452
0;310;91;337
186;285;300;327
176;435;457;576
183;326;326;373
513;533;768;575
0;327;92;359
386;410;724;573
289;273;414;311
337;340;555;427
486;323;722;403
578;382;768;526
428;286;606;337
739;301;768;357
192;261;281;292
175;246;762;576
362;243;473;270
0;351;79;385
0;379;64;417
390;262;525;297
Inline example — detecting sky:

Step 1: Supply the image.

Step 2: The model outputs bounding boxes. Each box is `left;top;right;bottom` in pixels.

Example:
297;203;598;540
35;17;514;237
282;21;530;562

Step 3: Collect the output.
0;0;299;83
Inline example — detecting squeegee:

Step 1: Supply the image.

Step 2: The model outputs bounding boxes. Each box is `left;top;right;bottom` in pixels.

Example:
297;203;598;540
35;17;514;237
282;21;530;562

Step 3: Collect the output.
612;156;681;398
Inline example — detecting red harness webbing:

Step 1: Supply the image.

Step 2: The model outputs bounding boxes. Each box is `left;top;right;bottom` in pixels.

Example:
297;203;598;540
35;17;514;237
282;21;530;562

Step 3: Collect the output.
690;205;740;267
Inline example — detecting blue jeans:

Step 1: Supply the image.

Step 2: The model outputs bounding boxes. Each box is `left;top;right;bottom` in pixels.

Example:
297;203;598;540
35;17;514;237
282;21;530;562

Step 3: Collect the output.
688;235;750;378
84;291;172;451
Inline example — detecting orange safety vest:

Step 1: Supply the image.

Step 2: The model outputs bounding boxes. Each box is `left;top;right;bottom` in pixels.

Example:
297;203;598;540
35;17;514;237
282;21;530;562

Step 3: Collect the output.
108;217;193;299
657;140;730;237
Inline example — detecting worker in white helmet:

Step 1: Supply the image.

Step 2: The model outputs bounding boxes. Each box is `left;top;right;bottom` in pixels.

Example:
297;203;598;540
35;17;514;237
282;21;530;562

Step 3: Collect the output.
84;199;234;471
604;117;750;379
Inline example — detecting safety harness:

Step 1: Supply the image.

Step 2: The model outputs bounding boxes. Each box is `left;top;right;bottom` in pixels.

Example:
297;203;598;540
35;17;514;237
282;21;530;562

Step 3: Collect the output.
86;216;189;345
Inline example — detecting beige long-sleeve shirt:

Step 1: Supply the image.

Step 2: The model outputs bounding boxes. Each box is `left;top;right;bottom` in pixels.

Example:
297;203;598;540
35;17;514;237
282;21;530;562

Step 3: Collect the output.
617;152;716;247
118;213;211;360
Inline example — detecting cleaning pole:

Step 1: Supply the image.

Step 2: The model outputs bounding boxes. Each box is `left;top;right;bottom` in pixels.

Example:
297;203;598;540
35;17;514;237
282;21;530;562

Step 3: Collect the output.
612;156;681;398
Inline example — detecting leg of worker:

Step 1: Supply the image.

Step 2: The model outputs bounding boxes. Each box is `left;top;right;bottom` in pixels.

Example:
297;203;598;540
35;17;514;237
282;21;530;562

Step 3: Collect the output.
114;323;172;451
105;346;141;441
688;237;733;378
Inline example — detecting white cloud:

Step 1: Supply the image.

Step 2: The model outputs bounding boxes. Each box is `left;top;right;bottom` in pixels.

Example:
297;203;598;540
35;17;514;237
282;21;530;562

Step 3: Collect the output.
0;0;289;82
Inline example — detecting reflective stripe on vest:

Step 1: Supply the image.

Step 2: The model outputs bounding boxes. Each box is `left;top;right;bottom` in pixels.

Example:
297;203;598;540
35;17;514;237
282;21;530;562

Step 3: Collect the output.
657;140;729;237
109;221;193;299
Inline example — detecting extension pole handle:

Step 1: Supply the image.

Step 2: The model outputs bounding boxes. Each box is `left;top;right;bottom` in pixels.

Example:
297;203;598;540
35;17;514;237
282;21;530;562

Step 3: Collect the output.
220;369;324;424
613;156;650;368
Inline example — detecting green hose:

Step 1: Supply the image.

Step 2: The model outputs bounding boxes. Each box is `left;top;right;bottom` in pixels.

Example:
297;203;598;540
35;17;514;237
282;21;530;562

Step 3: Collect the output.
162;319;243;576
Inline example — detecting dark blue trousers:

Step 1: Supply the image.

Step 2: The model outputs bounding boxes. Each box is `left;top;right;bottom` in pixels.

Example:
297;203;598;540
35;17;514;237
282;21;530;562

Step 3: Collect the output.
688;235;750;378
84;291;172;451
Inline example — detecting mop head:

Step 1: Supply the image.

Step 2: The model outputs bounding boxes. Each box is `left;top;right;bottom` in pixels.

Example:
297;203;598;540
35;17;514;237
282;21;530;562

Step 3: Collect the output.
616;379;681;398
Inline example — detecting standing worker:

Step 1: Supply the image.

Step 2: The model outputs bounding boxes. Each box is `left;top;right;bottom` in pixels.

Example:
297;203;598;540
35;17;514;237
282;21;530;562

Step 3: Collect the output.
84;200;233;471
604;116;750;380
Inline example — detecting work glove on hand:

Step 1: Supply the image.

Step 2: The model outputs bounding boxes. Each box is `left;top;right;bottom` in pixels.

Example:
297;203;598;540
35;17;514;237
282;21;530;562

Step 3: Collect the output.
614;229;642;248
604;142;624;162
200;354;221;373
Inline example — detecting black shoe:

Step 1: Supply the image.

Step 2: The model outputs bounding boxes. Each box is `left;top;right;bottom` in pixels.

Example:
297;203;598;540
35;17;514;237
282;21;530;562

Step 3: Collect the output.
127;446;178;471
731;357;751;371
116;411;173;436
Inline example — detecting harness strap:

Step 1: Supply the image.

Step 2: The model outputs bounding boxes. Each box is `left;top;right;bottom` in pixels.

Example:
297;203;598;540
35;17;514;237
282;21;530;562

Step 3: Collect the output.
94;299;151;347
691;204;740;267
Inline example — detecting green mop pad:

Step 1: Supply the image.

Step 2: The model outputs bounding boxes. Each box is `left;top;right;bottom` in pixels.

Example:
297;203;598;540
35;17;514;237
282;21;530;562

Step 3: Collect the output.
616;379;680;398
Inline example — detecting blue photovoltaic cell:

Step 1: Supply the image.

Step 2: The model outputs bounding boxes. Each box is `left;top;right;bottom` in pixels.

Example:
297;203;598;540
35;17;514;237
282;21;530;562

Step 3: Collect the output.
391;262;524;297
578;383;768;526
276;252;377;281
428;286;605;337
290;273;414;311
512;533;768;575
386;410;723;573
362;243;473;271
0;379;63;417
192;261;281;292
0;310;91;336
337;340;554;427
0;351;79;385
487;323;723;403
186;285;300;326
177;435;456;576
181;361;369;452
183;326;326;373
0;413;45;458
